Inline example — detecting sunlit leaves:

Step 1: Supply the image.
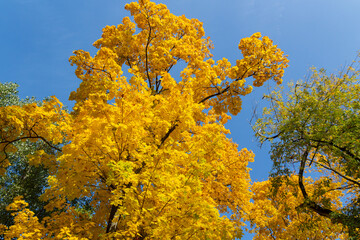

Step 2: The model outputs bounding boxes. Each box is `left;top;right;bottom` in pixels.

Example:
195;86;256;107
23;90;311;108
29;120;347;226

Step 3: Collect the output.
0;0;289;239
254;61;360;237
248;175;348;240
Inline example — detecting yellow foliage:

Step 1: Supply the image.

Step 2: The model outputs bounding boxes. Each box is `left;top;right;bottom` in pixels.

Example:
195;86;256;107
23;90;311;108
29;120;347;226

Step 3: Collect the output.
248;175;349;240
0;0;288;239
1;196;45;239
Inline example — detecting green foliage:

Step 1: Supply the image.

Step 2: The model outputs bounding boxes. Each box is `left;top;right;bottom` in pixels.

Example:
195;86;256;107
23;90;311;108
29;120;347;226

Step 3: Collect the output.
0;82;49;227
0;82;36;107
254;61;360;236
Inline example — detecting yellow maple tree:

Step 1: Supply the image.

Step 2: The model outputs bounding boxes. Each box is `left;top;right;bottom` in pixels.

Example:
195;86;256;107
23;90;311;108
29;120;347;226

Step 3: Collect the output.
0;0;288;239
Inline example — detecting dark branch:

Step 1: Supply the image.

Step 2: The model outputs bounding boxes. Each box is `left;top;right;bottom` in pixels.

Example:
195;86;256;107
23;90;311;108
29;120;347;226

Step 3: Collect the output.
298;148;309;199
1;136;62;153
313;160;360;187
256;129;283;141
145;18;153;90
309;138;360;163
106;205;119;233
158;122;178;148
198;71;255;104
198;86;230;104
297;148;343;220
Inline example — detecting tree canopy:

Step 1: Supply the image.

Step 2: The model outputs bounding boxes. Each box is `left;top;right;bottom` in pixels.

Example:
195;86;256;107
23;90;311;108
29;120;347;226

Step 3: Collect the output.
0;0;289;239
0;82;50;229
1;0;359;239
254;64;360;238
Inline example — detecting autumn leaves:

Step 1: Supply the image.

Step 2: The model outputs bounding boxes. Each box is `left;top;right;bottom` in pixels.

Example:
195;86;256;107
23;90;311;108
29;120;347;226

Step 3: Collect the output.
3;0;354;239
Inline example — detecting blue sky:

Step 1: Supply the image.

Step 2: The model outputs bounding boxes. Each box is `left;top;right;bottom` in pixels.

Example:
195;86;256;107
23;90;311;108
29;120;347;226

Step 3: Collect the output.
1;0;360;238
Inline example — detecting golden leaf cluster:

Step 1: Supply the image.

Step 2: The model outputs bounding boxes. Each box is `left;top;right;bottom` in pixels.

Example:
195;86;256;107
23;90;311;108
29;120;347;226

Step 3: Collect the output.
0;0;290;239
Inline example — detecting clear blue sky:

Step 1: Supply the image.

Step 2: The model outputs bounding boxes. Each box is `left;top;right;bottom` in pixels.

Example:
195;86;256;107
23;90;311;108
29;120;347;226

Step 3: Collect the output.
1;0;360;238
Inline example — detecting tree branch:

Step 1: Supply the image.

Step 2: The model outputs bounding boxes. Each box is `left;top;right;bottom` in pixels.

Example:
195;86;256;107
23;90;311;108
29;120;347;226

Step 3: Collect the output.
1;136;62;153
106;204;119;233
313;160;360;187
198;86;230;104
145;17;153;90
158;121;179;149
298;148;340;220
298;148;309;199
309;138;360;163
198;71;255;104
255;128;283;141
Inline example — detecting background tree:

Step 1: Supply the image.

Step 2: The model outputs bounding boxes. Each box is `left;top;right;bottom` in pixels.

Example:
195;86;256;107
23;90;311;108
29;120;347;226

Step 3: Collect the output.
0;0;288;239
0;82;50;228
254;61;360;237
